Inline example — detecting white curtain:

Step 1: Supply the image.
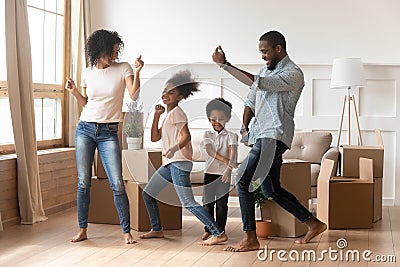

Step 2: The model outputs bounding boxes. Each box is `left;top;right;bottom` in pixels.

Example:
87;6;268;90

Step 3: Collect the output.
69;0;91;146
5;0;47;224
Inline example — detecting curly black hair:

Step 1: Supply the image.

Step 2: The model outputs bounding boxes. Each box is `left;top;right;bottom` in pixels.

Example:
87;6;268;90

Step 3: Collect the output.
206;98;233;120
166;70;200;99
85;29;124;67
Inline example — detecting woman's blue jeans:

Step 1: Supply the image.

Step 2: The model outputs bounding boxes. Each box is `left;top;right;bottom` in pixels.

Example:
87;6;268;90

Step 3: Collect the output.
142;161;224;236
75;121;130;233
235;138;312;232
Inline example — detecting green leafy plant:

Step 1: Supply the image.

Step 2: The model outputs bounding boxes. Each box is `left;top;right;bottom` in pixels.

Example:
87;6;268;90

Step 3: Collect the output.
253;181;267;219
123;99;144;138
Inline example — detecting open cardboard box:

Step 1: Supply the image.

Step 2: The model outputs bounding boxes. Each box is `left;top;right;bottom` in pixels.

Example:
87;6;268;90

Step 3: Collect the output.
340;129;384;178
373;177;383;222
317;158;374;229
122;149;163;182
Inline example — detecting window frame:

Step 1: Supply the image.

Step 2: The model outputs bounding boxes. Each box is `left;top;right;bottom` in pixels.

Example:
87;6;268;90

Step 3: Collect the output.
0;0;70;154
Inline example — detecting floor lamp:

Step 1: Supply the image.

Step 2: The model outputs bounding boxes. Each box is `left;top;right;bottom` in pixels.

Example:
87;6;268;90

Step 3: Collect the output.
330;58;367;147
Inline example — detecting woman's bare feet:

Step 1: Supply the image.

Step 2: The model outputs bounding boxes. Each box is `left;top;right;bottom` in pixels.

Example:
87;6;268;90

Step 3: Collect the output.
224;231;260;252
124;232;137;244
70;228;88;242
139;230;165;239
201;232;211;240
295;216;327;244
199;233;228;246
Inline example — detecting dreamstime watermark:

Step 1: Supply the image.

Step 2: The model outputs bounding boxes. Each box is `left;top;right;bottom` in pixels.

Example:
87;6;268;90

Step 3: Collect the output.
257;238;396;263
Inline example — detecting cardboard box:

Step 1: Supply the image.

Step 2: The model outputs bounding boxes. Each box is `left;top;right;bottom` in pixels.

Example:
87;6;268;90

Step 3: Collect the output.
340;129;384;178
88;178;182;231
281;159;311;201
125;181;182;231
95;121;124;179
317;158;374;229
122;149;162;182
261;199;308;237
88;177;120;224
256;160;311;238
373;177;383;222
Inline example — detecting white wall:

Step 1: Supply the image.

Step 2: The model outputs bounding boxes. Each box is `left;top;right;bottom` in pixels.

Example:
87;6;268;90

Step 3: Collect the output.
128;63;400;207
89;0;400;65
87;0;400;205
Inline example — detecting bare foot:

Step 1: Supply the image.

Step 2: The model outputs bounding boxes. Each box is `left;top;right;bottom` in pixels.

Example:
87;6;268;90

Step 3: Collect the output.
198;233;228;246
139;230;165;239
201;232;211;240
70;229;87;242
224;238;260;252
124;232;137;244
295;216;327;244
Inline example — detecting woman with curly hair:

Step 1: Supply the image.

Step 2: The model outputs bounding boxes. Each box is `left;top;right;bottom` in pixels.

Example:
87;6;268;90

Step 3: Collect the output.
65;29;144;244
139;70;228;246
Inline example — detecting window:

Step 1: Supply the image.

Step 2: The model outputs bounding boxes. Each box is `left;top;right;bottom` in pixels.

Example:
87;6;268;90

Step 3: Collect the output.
28;0;64;143
0;0;67;153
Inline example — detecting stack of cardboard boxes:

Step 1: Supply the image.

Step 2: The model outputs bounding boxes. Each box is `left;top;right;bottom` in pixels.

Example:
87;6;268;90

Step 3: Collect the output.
121;149;182;231
317;130;384;229
89;137;182;231
261;159;311;237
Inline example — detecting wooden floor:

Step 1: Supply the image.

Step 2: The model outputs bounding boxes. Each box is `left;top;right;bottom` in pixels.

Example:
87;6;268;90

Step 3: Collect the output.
0;204;398;267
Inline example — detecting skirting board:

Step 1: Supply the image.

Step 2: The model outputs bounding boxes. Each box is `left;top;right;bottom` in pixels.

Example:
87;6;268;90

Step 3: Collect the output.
383;198;395;206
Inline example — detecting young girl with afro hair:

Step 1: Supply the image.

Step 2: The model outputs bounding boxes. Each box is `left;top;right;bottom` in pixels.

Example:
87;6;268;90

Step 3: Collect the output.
140;70;228;246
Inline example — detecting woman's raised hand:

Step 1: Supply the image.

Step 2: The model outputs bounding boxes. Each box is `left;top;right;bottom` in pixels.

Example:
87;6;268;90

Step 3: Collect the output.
65;77;77;93
134;55;144;73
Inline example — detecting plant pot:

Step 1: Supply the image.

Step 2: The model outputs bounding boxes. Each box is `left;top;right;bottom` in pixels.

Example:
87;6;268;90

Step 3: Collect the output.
126;137;142;150
256;219;271;240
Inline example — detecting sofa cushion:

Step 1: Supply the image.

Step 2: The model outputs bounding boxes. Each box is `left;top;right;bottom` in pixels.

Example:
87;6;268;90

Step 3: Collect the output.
283;132;332;164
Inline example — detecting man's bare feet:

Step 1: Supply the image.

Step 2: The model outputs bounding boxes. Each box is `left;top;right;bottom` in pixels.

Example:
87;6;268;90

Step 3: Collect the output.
201;232;211;240
124;232;137;244
295;216;327;244
199;233;228;246
70;228;87;242
139;230;165;239
224;238;260;252
224;231;260;252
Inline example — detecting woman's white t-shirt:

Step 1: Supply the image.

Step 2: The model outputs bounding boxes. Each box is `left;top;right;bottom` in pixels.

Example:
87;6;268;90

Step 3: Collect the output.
80;62;134;123
161;106;193;165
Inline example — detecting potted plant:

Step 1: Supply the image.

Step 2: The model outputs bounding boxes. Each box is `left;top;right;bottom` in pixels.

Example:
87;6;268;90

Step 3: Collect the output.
123;99;144;150
253;181;271;240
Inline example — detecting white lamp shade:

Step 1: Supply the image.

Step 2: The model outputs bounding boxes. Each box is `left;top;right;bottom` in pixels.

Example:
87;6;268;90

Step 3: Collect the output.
330;58;367;89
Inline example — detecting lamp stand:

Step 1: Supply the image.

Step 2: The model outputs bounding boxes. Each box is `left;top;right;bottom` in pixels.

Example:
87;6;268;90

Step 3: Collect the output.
336;87;363;147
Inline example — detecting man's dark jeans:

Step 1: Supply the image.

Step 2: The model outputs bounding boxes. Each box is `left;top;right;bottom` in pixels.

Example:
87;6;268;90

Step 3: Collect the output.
235;138;312;232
